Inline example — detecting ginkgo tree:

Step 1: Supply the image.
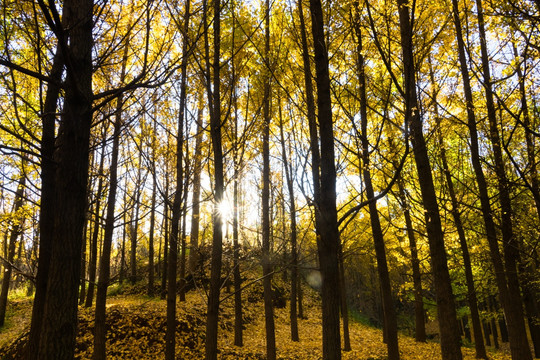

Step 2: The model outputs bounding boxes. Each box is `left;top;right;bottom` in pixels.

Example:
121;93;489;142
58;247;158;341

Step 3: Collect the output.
1;0;540;359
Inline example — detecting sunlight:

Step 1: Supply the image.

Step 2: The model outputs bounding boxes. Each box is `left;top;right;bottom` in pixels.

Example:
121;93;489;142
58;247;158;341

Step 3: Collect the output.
217;199;233;222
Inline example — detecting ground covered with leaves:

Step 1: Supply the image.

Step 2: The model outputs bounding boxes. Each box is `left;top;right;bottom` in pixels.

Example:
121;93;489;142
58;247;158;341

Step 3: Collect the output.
0;283;513;360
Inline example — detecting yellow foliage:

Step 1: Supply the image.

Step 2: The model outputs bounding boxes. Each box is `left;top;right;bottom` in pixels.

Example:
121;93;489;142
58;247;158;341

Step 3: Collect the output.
0;292;513;359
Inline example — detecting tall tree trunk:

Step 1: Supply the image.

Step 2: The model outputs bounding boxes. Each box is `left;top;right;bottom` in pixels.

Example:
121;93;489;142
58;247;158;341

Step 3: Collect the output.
475;1;533;358
396;177;426;342
261;1;276;358
205;0;225;357
231;30;244;344
130;156;142;284
25;44;63;360
93;33;129;360
79;218;88;305
188;103;204;275
429;58;487;358
353;12;399;359
85;144;106;308
0;172;26;326
120;191;128;282
147;168;157;297
148;107;157;297
176;0;192;307
438;120;487;358
338;245;351;351
298;0;321;224
161;173;169;300
296;1;318;328
488;297;500;349
279;102;299;342
513;45;540;360
179;185;188;302
233;163;244;346
396;1;462;359
308;0;342;358
38;0;94;356
450;1;531;358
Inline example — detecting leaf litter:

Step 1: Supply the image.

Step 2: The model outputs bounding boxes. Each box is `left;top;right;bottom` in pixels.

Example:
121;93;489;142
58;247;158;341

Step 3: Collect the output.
0;286;513;359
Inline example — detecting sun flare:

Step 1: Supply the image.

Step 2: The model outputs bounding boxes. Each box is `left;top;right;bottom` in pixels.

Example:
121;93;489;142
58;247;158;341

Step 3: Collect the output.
217;199;233;221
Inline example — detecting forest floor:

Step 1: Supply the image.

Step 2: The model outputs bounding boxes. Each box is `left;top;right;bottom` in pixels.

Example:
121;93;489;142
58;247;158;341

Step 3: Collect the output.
0;282;513;360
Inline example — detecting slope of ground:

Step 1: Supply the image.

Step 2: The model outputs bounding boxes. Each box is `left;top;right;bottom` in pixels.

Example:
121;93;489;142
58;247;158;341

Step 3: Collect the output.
0;284;513;360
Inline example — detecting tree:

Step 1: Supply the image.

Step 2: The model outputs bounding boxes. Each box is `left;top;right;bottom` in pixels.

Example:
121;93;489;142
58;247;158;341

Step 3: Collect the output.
85;137;107;308
396;0;463;358
0;167;26;327
308;0;342;358
93;26;131;359
205;0;225;357
352;8;400;358
450;0;533;357
37;0;94;357
261;0;277;358
279;101;299;342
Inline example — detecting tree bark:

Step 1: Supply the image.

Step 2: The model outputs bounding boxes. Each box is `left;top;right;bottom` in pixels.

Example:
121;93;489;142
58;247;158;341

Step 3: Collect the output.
429;58;487;358
396;177;426;342
396;1;463;359
261;1;276;358
513;44;540;360
308;0;342;358
92;32;129;359
161;175;169;300
353;12;399;358
25;44;63;360
148;105;158;297
231;26;244;343
279;102;299;342
85;144;106;308
130;155;142;284
38;0;94;356
450;1;532;358
475;1;533;358
0;172;26;326
188;102;204;275
205;0;225;357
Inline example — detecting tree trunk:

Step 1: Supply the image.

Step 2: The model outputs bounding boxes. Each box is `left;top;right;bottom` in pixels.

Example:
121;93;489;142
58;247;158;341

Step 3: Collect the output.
25;44;63;360
205;0;224;357
261;1;276;358
85;144;106;308
79;220;87;305
130;158;142;284
233;165;244;346
429;58;487;358
92;32;129;359
450;1;531;358
308;0;342;358
475;1;533;358
188;102;204;275
161;175;169;300
353;13;399;358
231;31;244;344
396;1;462;359
488;297;500;349
338;245;351;351
514;43;540;360
396;177;426;342
38;0;94;356
148;106;158;297
296;0;314;328
179;187;188;302
279;102;299;342
120;191;128;283
0;172;26;326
